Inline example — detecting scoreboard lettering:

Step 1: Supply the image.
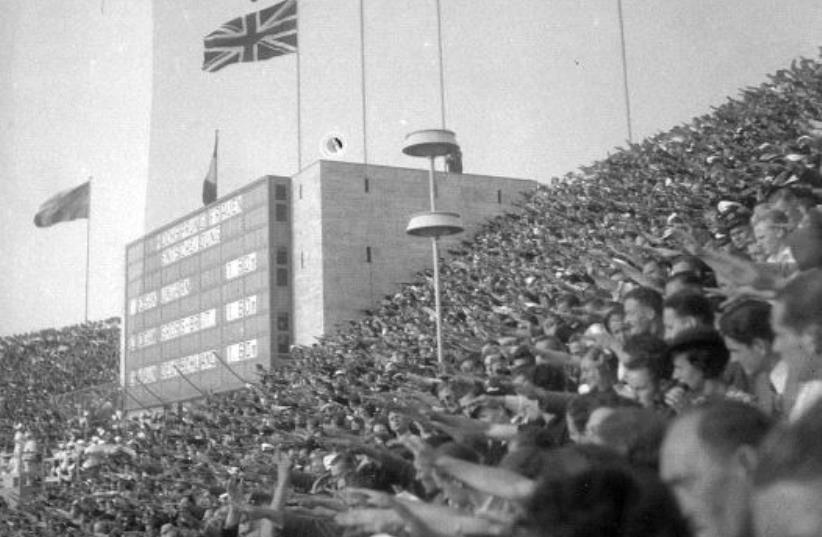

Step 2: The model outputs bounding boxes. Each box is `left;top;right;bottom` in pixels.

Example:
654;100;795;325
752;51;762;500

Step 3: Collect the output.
226;339;258;363
161;278;192;304
123;178;289;409
160;225;221;266
225;295;258;322
159;308;217;342
225;252;258;280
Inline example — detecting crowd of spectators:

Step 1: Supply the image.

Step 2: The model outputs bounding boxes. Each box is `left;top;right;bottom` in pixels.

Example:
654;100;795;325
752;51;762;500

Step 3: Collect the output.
4;54;822;536
0;319;120;448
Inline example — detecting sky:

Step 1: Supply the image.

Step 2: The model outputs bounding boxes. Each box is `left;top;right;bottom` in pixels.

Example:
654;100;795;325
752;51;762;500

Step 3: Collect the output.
2;0;822;336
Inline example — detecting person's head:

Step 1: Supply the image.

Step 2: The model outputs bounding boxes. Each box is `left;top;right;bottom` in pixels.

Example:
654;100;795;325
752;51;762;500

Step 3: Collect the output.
533;336;564;363
566;390;628;444
642;259;669;288
787;207;822;271
623;287;663;337
484;353;507;377
718;300;775;378
660;401;772;537
772;268;822;382
515;314;541;339
578;347;618;393
328;451;356;477
752;399;822;537
604;306;626;341
751;208;790;259
566;333;589;358
387;410;410;434
595;408;667;471
664;271;703;298
663;291;715;342
767;187;815;231
523;462;690;537
622;334;670;408
730;223;754;250
556;293;580;314
670;255;705;279
667;327;729;392
458;356;481;374
511;346;537;370
528;363;568;392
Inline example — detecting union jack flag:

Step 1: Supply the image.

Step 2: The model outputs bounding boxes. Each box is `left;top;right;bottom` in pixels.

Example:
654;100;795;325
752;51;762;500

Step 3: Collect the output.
202;0;297;73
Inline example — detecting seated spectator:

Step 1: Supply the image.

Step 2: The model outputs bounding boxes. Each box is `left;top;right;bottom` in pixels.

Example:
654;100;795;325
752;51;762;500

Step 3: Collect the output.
771;268;822;420
718;299;784;417
670;255;710;282
603;305;626;344
590;408;667;471
660;401;772;537
622;287;664;338
523;461;690;537
578;347;618;395
766;186;816;232
751;208;796;267
621;334;672;412
662;291;715;342
664;271;704;297
752;399;822;537
786;207;822;271
565;391;632;444
642;259;670;289
664;327;752;412
719;202;755;258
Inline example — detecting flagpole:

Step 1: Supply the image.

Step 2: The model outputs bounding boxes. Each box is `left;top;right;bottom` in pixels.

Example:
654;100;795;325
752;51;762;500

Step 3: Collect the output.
295;0;303;171
359;0;368;166
435;0;446;129
85;177;92;322
617;0;634;143
215;129;219;198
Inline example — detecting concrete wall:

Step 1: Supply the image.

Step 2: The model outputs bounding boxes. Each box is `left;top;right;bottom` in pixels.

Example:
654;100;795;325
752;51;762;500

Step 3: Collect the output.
291;164;326;343
292;160;535;345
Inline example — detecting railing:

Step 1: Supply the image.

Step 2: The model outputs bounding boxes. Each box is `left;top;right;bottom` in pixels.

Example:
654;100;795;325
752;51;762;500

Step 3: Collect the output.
49;381;123;420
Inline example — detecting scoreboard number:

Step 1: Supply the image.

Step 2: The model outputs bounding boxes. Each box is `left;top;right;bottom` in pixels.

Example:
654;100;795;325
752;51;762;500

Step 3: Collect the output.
225;252;258;280
225;295;258;322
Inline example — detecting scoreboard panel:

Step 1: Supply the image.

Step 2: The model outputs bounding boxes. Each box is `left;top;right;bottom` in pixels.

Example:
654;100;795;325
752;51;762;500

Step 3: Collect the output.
123;176;291;410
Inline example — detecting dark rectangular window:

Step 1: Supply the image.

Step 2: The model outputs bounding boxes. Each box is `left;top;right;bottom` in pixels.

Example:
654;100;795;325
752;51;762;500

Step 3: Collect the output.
275;203;288;222
298;184;302;200
275;184;287;201
277;333;290;354
497;189;502;204
300;250;304;269
277;313;289;331
276;247;287;265
364;177;370;193
276;268;288;286
366;246;372;263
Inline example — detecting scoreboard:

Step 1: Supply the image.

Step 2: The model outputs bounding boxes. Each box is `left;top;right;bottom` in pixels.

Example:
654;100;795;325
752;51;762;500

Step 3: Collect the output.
123;176;292;410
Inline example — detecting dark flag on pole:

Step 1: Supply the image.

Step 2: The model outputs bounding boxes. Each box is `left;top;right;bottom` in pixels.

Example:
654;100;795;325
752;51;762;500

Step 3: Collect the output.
34;181;90;227
202;131;219;205
202;0;297;73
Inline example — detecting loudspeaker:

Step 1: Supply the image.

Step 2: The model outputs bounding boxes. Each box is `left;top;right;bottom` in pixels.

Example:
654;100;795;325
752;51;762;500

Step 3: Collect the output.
320;133;345;158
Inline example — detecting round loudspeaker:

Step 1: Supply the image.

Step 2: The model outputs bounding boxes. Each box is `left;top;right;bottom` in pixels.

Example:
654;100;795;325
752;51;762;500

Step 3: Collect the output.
320;133;345;158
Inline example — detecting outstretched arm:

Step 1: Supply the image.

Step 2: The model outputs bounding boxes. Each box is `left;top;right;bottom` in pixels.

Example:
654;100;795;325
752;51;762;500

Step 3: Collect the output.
434;455;536;501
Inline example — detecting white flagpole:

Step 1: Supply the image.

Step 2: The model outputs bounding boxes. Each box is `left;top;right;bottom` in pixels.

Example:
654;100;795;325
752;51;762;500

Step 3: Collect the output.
85;177;92;322
435;0;446;129
617;0;634;143
296;0;303;171
359;0;368;166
